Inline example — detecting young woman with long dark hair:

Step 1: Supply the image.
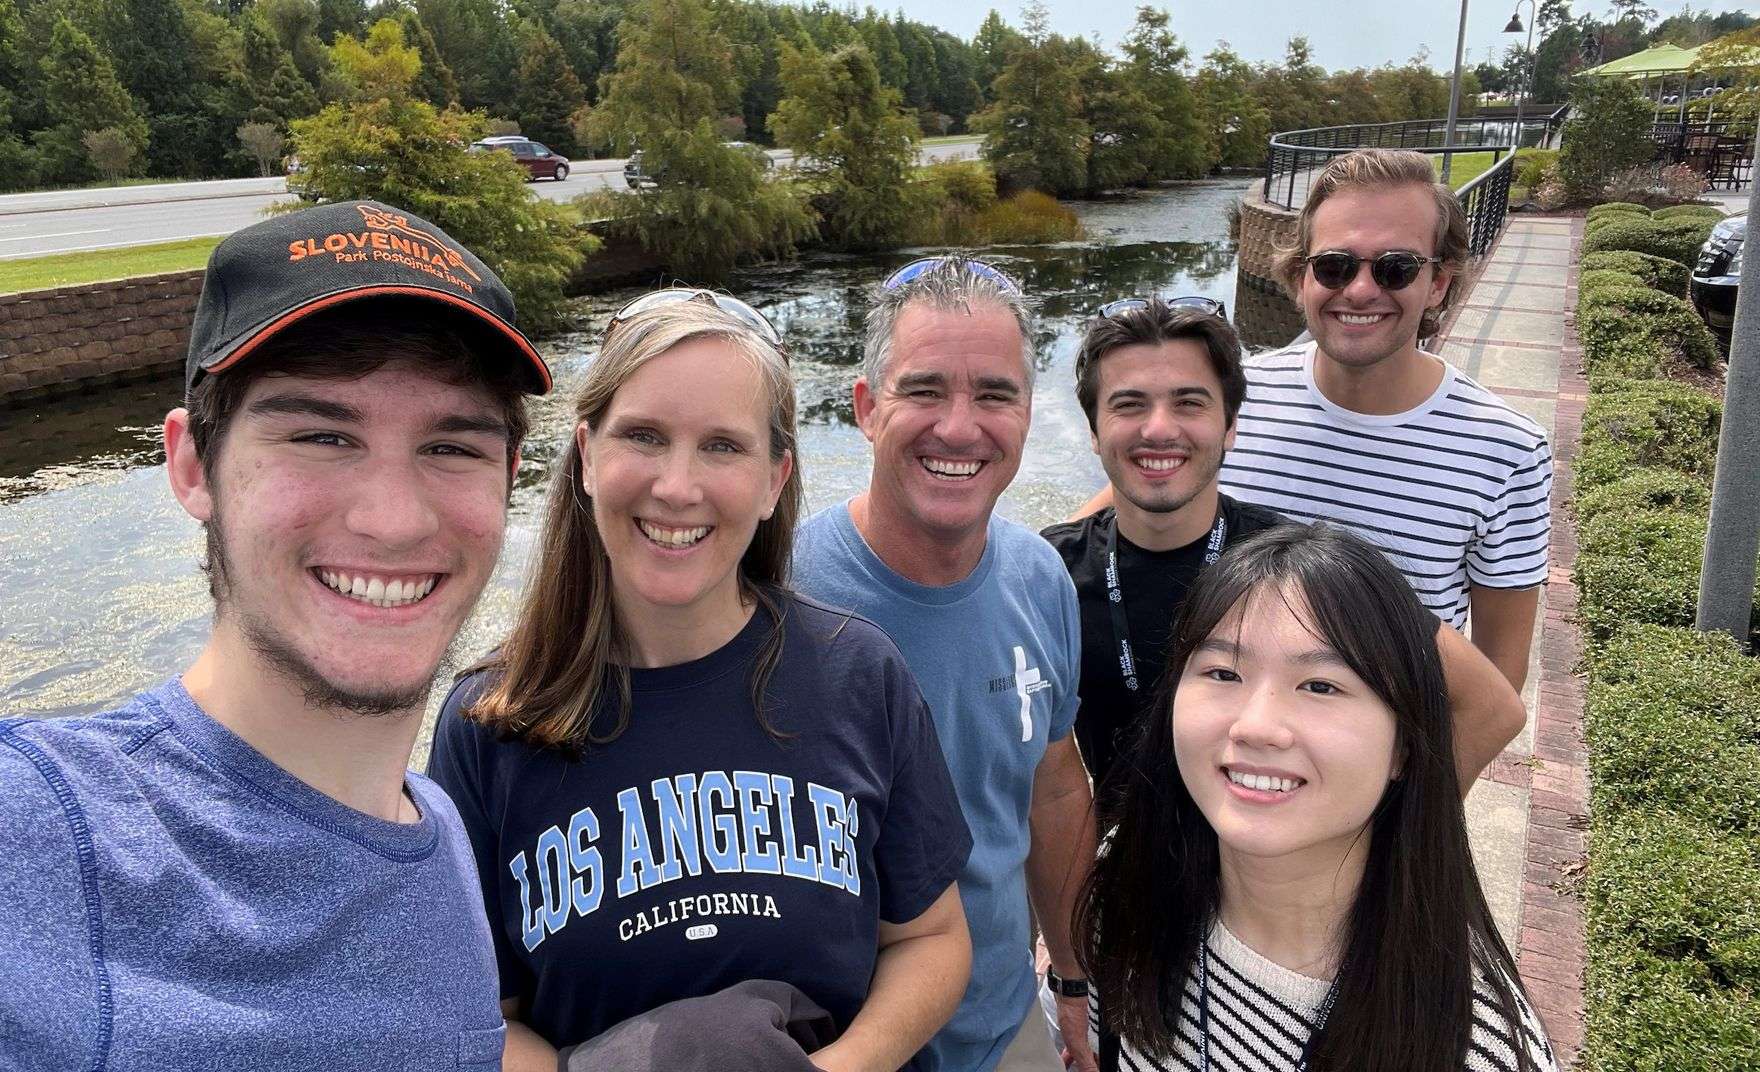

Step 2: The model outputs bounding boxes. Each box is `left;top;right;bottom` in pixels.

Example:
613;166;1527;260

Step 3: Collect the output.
427;293;973;1072
1077;523;1556;1072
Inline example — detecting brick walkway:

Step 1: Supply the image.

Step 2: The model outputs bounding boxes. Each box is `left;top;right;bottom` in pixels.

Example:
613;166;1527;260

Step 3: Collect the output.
1436;214;1589;1066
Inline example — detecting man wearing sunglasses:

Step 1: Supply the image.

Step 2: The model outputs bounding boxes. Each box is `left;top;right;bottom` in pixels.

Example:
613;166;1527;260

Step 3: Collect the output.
793;258;1099;1072
1230;147;1552;693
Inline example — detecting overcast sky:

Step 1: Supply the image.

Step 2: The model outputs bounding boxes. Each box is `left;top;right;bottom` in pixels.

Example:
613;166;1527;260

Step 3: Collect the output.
882;1;1758;72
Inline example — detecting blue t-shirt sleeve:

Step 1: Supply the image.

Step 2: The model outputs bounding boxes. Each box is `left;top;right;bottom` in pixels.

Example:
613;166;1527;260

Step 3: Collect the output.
871;649;973;925
1048;566;1082;743
0;733;103;1069
425;678;530;1002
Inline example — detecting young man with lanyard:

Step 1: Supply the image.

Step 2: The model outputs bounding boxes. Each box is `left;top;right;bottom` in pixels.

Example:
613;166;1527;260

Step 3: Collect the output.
0;202;545;1071
793;258;1100;1072
1052;299;1527;797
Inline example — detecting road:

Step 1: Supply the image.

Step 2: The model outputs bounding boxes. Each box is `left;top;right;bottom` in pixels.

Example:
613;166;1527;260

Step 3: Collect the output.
0;139;984;260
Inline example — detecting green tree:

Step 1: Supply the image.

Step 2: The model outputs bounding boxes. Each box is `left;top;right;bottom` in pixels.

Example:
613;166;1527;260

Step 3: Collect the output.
32;18;149;182
414;0;517;110
1119;6;1209;178
1559;75;1653;199
329;18;422;102
585;0;813;278
1530;14;1587;104
0;0;34;189
971;9;1023;101
972;2;1086;195
393;9;460;108
288;19;593;331
316;0;368;42
770;41;918;248
512;23;588;154
1194;43;1269;169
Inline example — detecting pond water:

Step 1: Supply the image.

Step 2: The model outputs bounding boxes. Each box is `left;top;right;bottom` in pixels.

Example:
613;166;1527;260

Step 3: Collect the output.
0;179;1259;721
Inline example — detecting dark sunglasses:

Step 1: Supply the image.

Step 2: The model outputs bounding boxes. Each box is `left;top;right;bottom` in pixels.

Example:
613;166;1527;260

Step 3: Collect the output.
1303;250;1442;292
882;257;1021;293
607;288;783;348
1097;295;1227;320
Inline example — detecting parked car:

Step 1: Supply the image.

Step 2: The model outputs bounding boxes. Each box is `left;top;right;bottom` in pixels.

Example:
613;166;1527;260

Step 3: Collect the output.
1690;212;1745;352
469;136;571;181
623;142;774;189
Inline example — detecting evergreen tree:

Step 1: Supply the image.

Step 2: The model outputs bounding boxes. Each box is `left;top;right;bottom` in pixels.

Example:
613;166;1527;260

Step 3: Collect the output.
971;9;1023;102
0;0;34;189
317;0;368;42
394;10;461;107
513;23;587;154
1120;5;1210;179
770;41;918;248
414;0;517;111
586;0;813;278
1558;75;1652;198
32;17;149;181
972;2;1086;195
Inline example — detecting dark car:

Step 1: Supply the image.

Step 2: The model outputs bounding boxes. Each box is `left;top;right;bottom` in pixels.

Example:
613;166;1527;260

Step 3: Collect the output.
469;136;570;181
1691;212;1745;352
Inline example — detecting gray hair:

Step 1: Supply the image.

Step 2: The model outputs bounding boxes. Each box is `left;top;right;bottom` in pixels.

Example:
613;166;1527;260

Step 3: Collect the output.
860;257;1037;389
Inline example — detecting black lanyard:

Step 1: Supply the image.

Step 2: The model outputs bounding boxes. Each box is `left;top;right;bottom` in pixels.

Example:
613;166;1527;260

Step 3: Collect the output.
1197;938;1340;1072
1103;508;1227;692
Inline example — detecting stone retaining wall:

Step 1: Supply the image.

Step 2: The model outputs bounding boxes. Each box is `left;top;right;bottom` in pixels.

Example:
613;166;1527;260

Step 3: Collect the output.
1233;187;1305;351
0;271;204;400
0;229;667;403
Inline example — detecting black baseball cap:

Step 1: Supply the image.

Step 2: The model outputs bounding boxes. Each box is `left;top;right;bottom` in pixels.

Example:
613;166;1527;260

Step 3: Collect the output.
185;200;551;394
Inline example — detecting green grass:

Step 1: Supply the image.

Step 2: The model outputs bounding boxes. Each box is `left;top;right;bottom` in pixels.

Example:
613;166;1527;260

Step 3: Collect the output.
0;236;219;294
1433;151;1499;190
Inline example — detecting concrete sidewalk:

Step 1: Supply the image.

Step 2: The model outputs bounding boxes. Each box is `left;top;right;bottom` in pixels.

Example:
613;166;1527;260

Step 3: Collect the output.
1436;212;1588;1067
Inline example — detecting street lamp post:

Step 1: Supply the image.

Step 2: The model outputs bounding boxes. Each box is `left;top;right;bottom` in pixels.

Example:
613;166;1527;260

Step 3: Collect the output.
1442;0;1471;183
1505;1;1536;149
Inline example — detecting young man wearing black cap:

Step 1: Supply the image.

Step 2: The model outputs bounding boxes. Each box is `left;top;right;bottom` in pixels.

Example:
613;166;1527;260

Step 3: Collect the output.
0;202;547;1071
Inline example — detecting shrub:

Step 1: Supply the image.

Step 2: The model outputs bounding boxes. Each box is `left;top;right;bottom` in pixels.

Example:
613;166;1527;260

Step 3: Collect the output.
1560;77;1654;199
1586;201;1651;223
1577;285;1722;377
1582;214;1720;272
1652;204;1726;225
1584;809;1760;1070
1575;379;1721;490
1575;508;1710;642
1574;466;1711;523
1587;671;1760;830
975;190;1081;244
1603;162;1712;207
1515;147;1558;189
1578;268;1647;295
1580;250;1690;296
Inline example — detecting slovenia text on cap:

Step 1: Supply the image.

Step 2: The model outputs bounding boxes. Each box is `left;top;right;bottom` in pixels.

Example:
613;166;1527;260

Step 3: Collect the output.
184;200;552;394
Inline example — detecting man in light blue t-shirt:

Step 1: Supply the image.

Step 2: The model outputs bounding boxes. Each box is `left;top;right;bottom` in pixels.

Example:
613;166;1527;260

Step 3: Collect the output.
0;203;546;1071
794;258;1099;1072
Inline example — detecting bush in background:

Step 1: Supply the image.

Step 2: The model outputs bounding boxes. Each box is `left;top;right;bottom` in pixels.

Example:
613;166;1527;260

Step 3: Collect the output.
1581;214;1719;268
1580;250;1690;296
1574;378;1721;490
1559;78;1654;201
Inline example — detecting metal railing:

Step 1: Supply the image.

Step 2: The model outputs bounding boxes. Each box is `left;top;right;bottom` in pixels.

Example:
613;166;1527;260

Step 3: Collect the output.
1456;151;1516;259
1263;117;1546;210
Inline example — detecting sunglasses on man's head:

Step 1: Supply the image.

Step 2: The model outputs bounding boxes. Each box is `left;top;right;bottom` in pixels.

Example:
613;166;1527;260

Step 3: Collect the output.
1303;250;1442;292
1096;295;1227;320
607;288;783;349
882;257;1021;293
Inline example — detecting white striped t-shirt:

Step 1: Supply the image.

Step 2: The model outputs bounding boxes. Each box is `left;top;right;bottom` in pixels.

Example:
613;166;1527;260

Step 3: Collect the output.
1219;342;1552;627
1092;920;1560;1072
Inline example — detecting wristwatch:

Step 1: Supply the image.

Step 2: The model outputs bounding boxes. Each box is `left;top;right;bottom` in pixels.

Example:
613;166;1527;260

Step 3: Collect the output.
1045;968;1090;998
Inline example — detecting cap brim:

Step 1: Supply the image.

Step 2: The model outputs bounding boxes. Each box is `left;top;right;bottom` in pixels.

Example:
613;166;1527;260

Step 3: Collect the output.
200;285;552;394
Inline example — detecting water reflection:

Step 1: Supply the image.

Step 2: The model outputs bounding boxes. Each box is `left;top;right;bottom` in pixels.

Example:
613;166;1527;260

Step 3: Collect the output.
0;179;1251;719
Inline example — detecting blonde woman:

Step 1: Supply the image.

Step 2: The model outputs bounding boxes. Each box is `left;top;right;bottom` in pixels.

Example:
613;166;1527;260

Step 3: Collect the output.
428;292;973;1072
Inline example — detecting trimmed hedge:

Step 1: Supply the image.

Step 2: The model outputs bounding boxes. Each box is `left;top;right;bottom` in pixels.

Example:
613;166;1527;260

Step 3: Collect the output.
1580;250;1690;296
1586;201;1651;223
1573;466;1711;522
1574;378;1720;490
1651;204;1726;225
1581;214;1719;266
1576;284;1723;378
1576;508;1713;642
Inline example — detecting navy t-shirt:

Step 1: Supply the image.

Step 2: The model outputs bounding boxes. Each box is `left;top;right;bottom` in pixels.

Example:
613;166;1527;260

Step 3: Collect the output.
427;592;972;1061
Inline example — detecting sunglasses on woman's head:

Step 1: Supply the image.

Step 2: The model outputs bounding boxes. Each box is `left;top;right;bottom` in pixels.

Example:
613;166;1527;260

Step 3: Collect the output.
1096;296;1227;320
882;257;1021;293
1303;250;1442;292
606;288;784;349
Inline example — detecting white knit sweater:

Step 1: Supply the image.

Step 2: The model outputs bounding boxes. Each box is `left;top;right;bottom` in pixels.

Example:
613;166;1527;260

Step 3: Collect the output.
1091;921;1559;1072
